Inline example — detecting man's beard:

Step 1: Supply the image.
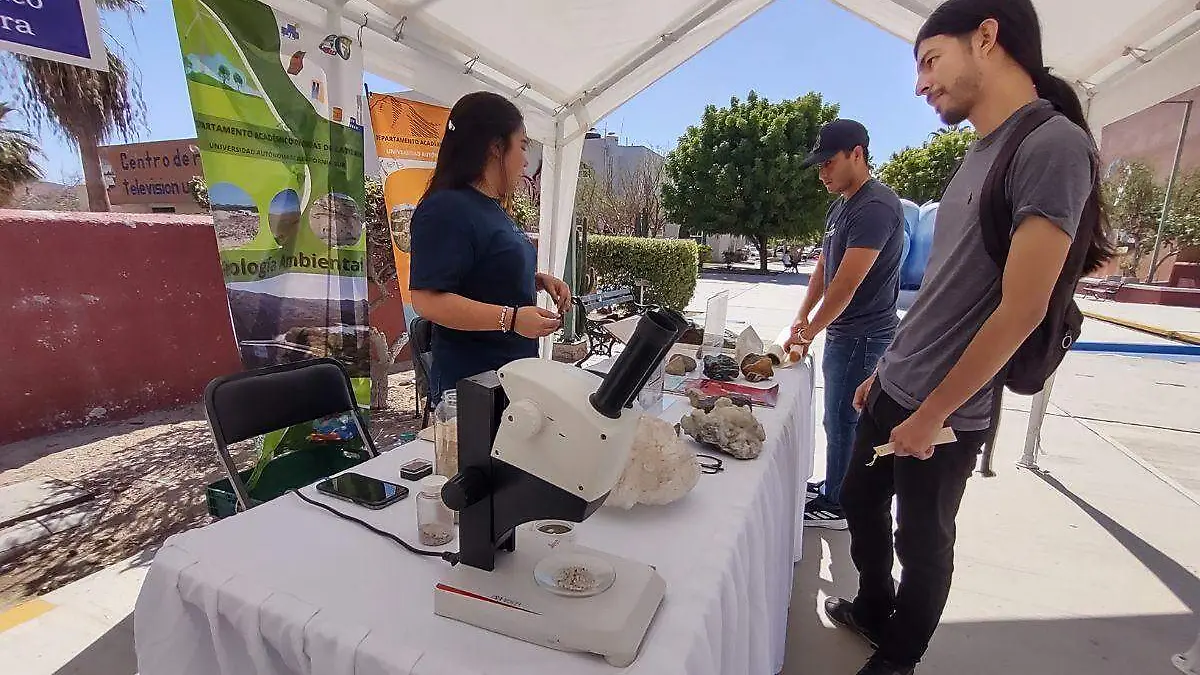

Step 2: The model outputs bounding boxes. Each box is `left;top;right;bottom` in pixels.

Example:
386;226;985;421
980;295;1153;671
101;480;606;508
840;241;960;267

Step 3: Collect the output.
939;105;969;126
938;69;982;126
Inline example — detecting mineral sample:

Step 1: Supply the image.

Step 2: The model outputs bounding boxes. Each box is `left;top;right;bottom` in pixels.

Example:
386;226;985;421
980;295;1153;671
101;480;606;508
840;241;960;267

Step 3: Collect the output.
740;354;774;382
702;354;739;381
686;388;752;413
678;397;766;460
606;415;701;509
734;326;764;365
665;353;697;376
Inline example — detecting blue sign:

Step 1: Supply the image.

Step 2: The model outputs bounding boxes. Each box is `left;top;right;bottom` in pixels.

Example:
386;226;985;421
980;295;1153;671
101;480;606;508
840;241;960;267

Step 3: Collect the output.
0;0;107;71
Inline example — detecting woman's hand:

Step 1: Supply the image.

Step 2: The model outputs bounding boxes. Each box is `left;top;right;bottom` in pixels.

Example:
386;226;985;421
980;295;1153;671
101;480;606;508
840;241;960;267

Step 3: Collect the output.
536;273;573;315
783;319;812;359
513;306;562;339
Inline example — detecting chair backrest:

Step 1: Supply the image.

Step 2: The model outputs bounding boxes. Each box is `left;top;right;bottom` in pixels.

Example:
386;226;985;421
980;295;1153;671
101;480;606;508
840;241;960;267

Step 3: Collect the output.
203;357;378;511
410;316;433;355
409;317;434;397
204;357;363;446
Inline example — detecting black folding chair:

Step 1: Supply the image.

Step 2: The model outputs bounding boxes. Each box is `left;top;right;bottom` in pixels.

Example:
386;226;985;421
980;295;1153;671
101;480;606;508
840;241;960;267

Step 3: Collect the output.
409;316;435;427
204;357;379;512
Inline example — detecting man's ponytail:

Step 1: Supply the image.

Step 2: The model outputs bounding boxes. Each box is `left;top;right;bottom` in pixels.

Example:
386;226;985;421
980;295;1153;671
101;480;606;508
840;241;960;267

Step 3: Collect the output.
917;0;1116;273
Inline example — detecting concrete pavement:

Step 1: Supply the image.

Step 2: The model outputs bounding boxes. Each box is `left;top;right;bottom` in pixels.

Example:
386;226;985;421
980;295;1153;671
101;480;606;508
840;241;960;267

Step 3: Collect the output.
688;269;1200;673
2;269;1198;674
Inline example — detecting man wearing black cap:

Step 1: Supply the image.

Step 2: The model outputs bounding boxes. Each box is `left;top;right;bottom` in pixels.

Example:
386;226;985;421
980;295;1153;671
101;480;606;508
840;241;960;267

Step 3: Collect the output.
785;119;904;530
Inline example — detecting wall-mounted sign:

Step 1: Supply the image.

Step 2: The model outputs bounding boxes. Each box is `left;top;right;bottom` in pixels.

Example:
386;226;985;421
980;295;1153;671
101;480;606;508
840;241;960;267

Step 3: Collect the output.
0;0;108;71
100;139;204;205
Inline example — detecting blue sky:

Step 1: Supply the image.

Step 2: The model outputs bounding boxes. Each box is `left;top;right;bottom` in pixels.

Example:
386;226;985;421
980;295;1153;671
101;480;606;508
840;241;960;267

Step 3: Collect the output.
2;0;946;183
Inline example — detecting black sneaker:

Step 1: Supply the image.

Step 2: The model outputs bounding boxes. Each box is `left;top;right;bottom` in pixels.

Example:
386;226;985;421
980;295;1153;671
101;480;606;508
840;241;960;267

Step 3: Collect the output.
804;496;847;530
856;654;915;675
806;480;824;503
823;597;883;649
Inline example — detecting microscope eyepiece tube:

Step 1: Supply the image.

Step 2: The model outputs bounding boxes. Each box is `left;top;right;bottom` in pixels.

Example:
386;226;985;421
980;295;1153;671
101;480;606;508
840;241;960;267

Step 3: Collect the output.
589;307;689;419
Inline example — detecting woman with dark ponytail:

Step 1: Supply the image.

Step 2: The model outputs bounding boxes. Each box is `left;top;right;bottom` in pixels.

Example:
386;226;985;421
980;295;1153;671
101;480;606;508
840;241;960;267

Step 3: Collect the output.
408;92;572;401
827;1;1116;673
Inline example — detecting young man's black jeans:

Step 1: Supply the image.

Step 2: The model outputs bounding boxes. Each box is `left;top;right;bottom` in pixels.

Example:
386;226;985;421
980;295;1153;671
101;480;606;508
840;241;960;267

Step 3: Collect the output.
839;383;988;666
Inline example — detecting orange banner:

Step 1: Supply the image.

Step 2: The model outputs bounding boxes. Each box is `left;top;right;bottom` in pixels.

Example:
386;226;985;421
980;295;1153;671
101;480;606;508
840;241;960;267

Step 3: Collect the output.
367;94;450;328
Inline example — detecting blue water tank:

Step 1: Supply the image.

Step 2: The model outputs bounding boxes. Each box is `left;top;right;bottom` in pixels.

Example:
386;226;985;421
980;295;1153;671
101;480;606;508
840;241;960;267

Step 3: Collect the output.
900;201;939;290
898;199;918;280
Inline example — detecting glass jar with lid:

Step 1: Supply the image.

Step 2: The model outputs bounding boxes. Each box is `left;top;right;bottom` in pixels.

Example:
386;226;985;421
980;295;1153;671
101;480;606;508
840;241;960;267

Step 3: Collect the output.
416;474;455;546
433;391;458;478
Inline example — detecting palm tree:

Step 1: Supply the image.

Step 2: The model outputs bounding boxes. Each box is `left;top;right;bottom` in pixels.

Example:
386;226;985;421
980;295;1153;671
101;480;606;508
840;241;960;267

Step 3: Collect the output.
0;103;42;206
2;1;146;211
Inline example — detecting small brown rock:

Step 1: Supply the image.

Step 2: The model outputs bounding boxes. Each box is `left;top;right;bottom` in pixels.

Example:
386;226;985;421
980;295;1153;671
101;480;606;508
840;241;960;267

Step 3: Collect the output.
665;353;697;376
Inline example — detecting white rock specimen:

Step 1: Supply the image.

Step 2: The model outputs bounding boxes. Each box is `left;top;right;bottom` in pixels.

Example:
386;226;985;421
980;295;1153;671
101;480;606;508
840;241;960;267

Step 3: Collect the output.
606;415;701;509
679;397;766;460
734;326;764;365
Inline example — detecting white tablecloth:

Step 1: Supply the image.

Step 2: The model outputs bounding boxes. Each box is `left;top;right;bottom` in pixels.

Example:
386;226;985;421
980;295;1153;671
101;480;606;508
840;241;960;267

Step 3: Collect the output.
135;363;816;675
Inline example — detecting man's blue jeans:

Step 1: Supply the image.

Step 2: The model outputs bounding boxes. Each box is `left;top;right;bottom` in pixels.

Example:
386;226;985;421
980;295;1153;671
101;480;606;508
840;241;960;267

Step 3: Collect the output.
821;333;892;507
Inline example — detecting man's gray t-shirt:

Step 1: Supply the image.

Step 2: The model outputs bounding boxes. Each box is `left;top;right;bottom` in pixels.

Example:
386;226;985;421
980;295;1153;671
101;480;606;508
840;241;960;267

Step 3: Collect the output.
821;178;905;339
877;100;1095;431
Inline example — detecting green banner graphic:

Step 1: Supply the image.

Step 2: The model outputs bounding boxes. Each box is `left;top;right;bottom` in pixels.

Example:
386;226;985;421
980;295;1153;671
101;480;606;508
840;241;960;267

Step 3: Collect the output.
175;0;370;470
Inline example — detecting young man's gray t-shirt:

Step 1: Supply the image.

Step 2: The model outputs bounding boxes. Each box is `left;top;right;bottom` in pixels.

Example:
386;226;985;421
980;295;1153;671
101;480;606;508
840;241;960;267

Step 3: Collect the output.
821;178;905;339
877;100;1095;431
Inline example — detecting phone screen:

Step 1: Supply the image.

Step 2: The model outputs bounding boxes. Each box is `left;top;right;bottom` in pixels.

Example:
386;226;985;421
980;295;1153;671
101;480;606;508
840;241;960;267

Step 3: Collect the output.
318;473;407;507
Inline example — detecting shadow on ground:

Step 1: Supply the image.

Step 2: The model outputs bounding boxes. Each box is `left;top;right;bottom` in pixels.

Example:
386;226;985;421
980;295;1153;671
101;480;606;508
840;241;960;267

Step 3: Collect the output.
52;613;136;675
786;466;1200;674
0;373;422;610
701;268;815;286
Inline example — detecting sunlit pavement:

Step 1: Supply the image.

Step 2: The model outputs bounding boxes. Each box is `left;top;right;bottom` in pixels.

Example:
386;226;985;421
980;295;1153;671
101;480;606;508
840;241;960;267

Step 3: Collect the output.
2;269;1198;674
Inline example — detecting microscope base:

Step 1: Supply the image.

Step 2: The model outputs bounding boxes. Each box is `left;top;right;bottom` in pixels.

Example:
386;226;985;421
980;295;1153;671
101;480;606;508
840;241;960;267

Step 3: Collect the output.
434;544;665;667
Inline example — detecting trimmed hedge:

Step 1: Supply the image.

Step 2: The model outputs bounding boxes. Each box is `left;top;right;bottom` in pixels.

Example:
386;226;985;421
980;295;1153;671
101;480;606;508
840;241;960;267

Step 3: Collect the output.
587;236;699;310
698;244;713;264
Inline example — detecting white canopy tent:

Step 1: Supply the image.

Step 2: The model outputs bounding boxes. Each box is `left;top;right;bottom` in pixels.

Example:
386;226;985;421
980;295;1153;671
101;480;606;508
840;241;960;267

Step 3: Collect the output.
826;0;1200;140
264;0;777;286
264;0;1200;367
261;0;1200;285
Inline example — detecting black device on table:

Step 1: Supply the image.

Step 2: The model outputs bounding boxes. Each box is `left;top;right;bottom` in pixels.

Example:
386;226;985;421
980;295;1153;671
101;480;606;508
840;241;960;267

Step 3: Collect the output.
316;472;408;509
399;458;433;481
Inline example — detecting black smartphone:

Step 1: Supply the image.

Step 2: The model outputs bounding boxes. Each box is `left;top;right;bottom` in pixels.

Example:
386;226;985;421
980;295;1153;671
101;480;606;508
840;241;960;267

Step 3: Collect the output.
316;472;409;509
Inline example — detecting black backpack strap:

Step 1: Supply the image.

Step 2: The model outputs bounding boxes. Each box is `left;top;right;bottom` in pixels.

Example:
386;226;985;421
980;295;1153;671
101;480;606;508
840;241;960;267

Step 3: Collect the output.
979;106;1061;269
974;106;1058;477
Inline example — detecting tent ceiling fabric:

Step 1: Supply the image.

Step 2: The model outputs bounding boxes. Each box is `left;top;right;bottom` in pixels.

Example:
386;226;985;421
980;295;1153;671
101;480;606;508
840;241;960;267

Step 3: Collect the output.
827;0;1200;129
259;0;1200;303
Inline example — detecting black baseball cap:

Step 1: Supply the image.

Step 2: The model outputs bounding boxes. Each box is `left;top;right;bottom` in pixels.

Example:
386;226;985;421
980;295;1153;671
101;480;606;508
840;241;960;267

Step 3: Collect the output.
801;119;870;168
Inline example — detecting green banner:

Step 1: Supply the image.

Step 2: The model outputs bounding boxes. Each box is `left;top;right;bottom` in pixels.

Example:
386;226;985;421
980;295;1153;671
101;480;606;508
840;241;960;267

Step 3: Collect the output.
175;0;370;473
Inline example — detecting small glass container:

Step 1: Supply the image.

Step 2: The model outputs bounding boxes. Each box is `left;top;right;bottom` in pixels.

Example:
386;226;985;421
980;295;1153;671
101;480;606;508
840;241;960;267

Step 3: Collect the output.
433;391;458;478
416;475;455;546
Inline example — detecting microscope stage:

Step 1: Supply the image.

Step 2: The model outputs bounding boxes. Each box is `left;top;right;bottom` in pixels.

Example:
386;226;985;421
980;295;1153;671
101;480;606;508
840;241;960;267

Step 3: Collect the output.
434;544;665;667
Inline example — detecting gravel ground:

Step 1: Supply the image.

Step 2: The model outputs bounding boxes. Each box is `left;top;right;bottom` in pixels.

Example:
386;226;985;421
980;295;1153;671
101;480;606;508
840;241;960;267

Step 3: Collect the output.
0;372;421;611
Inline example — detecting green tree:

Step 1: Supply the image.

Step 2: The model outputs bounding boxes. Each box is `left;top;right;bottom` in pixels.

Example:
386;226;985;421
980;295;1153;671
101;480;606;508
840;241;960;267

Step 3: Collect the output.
0;103;41;205
662;91;839;271
1102;161;1164;277
878;127;976;204
575;162;601;231
1154;168;1200;278
508;190;539;231
218;64;230;86
232;72;244;90
3;1;147;211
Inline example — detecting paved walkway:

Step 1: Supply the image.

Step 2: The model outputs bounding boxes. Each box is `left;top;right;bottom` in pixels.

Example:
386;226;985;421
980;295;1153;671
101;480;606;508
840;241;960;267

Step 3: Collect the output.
2;270;1198;674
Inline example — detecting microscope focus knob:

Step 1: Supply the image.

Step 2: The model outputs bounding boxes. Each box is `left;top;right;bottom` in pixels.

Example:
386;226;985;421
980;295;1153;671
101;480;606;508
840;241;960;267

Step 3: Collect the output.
503;399;544;440
441;467;489;512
